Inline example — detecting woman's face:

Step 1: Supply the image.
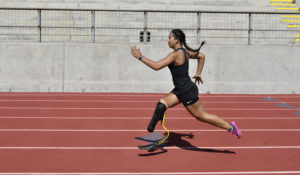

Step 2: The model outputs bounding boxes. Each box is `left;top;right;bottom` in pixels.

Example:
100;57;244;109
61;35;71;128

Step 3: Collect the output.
168;32;178;48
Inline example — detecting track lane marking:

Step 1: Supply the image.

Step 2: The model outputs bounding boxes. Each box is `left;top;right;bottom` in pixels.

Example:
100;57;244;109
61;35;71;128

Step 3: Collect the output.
0;146;300;150
0;117;300;120
0;99;299;104
0;107;298;110
1;171;300;174
0;129;300;132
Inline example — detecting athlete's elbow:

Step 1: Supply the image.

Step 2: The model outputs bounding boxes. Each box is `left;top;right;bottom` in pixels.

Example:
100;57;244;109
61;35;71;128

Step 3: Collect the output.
198;53;205;60
153;64;162;71
153;66;161;71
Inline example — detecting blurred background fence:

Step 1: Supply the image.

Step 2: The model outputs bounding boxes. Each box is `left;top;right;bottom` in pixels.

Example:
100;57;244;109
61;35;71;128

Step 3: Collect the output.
0;8;300;45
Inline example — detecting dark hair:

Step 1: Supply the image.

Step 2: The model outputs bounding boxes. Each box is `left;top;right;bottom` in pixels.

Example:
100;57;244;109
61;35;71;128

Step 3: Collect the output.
171;29;205;53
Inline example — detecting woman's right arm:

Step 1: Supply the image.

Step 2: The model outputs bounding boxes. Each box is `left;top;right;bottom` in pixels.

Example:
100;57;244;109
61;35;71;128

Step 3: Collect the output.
131;46;176;71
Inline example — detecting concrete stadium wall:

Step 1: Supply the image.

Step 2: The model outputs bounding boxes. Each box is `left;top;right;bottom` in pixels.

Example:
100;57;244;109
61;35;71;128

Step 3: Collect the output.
0;42;299;94
0;0;274;12
0;0;270;7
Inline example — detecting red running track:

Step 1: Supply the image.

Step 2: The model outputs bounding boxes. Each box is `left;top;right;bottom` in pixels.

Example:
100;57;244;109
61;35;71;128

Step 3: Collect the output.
0;93;300;175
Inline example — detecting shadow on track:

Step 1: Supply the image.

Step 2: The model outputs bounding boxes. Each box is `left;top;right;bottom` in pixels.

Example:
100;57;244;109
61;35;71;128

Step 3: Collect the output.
137;132;236;157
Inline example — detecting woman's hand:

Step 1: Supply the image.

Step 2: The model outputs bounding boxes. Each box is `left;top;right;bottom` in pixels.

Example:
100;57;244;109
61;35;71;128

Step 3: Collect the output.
130;46;142;59
193;75;204;85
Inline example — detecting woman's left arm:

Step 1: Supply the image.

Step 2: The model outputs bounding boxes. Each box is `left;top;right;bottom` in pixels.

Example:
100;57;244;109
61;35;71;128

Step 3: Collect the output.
186;50;205;85
195;52;205;76
131;46;176;71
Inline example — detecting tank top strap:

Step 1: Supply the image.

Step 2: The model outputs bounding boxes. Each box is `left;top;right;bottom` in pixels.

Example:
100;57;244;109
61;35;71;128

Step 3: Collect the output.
176;48;188;61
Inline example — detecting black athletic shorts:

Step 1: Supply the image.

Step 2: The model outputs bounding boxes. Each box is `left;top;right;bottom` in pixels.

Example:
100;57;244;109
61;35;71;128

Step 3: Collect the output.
171;82;199;106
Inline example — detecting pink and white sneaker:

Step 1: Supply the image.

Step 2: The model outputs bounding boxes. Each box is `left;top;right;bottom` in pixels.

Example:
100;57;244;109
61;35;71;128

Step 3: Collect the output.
229;121;241;139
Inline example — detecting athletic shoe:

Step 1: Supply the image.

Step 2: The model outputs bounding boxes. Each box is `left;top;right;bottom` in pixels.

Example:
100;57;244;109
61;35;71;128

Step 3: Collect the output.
229;121;241;139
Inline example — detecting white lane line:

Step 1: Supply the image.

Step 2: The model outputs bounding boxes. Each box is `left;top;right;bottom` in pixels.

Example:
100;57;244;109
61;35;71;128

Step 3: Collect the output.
0;116;300;120
0;107;298;110
0;129;300;132
0;146;300;150
0;99;299;104
1;171;300;175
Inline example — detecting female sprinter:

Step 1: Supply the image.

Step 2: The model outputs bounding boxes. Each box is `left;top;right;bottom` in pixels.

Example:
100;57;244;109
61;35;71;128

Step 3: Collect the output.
130;29;241;139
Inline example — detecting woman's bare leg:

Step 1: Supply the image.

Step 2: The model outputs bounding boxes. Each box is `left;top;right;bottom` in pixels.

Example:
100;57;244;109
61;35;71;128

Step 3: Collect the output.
185;100;231;131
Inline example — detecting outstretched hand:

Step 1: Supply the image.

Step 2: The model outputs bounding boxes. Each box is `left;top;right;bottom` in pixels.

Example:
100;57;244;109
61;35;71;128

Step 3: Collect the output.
193;75;204;85
130;46;142;59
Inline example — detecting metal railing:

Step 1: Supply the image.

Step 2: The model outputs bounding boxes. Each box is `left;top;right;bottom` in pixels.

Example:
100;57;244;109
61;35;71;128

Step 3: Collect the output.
0;7;300;45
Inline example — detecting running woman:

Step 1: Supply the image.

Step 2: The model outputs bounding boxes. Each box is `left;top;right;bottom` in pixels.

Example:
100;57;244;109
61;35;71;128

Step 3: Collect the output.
130;29;241;139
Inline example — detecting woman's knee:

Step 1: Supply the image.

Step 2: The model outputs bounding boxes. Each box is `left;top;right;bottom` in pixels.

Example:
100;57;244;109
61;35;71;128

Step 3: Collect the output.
159;99;169;108
160;93;180;108
193;112;208;121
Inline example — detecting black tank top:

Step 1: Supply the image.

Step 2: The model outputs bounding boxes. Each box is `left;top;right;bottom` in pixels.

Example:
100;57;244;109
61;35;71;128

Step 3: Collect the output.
168;48;193;92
